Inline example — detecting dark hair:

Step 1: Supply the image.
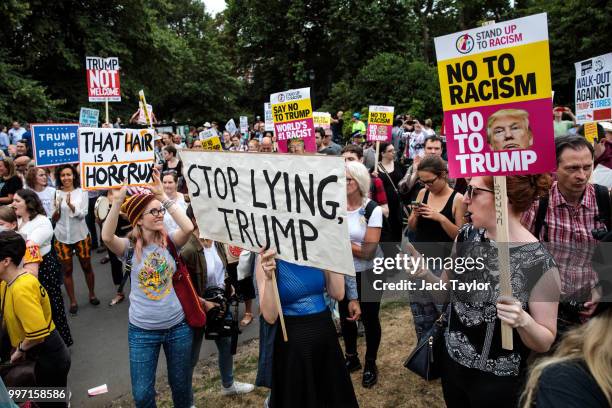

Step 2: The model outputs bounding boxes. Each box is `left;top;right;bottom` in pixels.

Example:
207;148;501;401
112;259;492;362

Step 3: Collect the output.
163;145;177;157
55;164;80;189
15;189;47;219
555;135;594;165
418;155;447;177
378;142;392;161
263;131;274;138
424;135;443;147
185;205;198;228
483;174;552;213
315;127;325;138
0;230;26;266
341;144;363;159
162;170;178;183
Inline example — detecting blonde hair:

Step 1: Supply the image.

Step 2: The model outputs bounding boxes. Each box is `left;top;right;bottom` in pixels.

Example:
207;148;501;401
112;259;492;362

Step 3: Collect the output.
487;108;531;144
521;308;612;407
128;223;168;263
345;161;371;203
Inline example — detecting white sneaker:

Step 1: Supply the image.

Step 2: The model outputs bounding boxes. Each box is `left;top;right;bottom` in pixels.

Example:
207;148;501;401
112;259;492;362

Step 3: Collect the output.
221;381;255;396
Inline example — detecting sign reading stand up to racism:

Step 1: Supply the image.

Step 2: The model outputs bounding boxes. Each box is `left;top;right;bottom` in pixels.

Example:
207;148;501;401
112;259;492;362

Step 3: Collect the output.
79;127;155;190
270;87;316;153
434;13;555;177
367;106;394;142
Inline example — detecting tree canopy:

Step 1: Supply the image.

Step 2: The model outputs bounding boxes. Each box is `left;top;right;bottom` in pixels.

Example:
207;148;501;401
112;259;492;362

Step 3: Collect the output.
0;0;609;126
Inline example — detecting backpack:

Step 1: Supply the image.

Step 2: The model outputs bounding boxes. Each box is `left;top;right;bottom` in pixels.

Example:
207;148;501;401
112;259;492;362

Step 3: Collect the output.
364;199;393;244
534;184;612;241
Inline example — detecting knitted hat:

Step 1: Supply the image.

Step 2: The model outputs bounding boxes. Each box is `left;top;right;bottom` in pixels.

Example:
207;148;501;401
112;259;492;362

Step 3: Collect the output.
121;193;156;227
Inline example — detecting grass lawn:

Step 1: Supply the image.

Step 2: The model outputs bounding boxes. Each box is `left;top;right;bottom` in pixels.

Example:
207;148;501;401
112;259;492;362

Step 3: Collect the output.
111;301;445;407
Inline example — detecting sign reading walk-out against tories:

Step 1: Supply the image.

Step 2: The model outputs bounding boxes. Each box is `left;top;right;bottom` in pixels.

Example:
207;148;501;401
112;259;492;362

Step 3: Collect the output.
86;57;121;102
79;127;155;190
434;13;555;177
367;106;394;142
574;53;612;124
270;87;316;153
31;124;80;167
180;150;355;276
264;103;274;132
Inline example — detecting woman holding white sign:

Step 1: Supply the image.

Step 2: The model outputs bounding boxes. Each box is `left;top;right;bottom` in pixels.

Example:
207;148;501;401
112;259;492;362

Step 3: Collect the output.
102;168;195;408
408;175;560;408
256;251;359;407
52;164;99;315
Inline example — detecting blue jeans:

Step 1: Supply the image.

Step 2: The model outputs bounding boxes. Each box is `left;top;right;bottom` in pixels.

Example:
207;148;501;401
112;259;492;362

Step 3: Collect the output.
191;328;234;387
128;321;193;408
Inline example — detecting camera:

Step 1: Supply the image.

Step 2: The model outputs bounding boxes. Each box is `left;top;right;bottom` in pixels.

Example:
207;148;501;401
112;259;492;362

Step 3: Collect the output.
592;227;609;241
203;286;241;341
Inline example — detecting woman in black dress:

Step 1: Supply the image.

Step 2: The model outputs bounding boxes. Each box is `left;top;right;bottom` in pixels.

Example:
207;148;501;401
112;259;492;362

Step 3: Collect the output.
375;142;406;244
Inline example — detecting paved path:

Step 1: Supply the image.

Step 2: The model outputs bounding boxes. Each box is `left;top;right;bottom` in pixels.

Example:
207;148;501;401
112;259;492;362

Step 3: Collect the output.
65;249;260;407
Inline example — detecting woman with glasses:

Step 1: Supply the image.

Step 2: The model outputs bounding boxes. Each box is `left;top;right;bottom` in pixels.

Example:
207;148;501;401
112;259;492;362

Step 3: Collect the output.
406;155;465;340
101;168;195;408
408;175;560;408
374;142;406;244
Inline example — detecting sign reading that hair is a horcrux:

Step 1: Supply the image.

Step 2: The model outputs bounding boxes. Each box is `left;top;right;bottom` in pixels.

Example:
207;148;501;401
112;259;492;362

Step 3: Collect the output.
79;127;155;190
180;150;355;276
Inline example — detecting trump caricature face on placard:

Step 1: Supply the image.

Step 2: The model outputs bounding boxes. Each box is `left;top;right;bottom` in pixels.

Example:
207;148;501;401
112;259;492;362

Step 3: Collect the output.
487;109;534;151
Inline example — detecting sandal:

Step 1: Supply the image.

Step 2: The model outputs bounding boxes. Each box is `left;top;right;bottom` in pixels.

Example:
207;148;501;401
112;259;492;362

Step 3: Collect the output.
69;304;78;315
109;293;125;307
240;312;254;327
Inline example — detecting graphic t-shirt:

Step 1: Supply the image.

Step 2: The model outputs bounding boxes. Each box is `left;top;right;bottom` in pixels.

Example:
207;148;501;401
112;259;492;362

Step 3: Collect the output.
122;240;184;330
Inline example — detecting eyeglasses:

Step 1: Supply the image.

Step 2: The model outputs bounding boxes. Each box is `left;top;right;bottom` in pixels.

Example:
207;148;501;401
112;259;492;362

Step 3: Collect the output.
419;176;438;186
143;207;166;217
465;185;495;200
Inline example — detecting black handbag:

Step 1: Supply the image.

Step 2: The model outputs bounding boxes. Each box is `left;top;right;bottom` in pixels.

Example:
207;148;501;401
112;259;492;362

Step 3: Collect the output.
403;309;447;381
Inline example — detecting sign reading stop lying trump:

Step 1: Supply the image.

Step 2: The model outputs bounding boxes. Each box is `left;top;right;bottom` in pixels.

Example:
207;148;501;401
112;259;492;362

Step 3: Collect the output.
79;127;155;190
434;13;555;177
180;150;355;276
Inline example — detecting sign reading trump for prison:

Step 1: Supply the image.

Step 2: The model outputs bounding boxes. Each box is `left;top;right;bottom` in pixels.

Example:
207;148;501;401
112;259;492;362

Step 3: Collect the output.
180;150;355;276
31;124;80;167
79;127;155;190
434;13;555;177
86;57;121;102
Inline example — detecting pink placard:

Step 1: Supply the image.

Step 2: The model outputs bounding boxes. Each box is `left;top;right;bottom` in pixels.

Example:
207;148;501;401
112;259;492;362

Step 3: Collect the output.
444;98;555;178
275;117;316;153
367;124;391;142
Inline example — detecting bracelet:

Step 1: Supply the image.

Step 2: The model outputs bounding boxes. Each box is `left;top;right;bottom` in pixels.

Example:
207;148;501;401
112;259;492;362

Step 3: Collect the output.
162;199;175;210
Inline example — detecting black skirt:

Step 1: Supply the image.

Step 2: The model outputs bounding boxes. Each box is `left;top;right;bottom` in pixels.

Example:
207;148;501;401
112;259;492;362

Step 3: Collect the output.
38;251;73;347
270;310;359;408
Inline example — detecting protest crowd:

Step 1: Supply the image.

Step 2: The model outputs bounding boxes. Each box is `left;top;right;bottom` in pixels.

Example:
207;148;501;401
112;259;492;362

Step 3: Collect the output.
0;13;612;408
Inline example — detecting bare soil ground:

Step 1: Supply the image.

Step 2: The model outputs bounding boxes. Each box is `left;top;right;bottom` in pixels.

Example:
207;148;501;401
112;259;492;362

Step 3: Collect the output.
111;301;445;407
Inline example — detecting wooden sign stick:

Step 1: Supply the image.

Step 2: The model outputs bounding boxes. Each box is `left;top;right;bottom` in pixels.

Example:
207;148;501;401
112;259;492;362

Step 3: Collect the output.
374;141;381;171
105;99;110;125
270;266;288;342
494;175;513;350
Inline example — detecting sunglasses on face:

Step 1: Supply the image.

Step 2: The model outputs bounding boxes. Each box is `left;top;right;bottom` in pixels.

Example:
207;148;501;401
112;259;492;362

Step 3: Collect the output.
143;207;166;217
465;185;495;200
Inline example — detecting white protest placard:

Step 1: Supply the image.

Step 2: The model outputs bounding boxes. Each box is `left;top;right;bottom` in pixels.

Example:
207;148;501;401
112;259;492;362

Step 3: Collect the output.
79;127;155;190
240;116;249;133
199;129;215;140
180;150;355;275
226;119;238;135
264;103;274;132
86;57;121;102
79;108;100;127
574;53;612;124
